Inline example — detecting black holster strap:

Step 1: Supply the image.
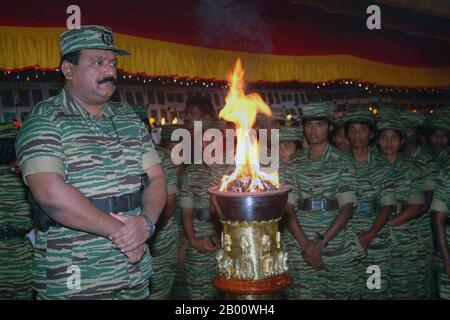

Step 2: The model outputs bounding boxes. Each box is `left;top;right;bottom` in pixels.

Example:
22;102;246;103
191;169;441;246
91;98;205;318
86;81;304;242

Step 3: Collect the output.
0;227;28;240
193;208;211;222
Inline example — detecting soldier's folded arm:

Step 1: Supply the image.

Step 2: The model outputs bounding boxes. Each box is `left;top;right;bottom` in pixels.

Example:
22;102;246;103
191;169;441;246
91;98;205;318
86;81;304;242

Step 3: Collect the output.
285;192;309;249
365;194;396;239
26;171;123;238
388;193;425;227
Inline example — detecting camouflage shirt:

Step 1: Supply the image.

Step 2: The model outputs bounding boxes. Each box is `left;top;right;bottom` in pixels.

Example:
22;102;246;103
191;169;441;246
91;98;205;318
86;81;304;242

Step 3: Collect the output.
15;87;161;295
351;147;396;215
431;157;450;218
284;143;357;211
403;145;438;192
180;164;231;210
155;145;178;196
387;154;425;213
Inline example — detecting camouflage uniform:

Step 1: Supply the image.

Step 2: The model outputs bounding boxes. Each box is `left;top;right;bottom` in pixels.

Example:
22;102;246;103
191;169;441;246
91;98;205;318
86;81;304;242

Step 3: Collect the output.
275;126;304;299
343;108;397;299
148;146;178;299
170;168;189;299
424;110;450;171
351;147;396;299
377;117;425;299
431;162;450;300
0;124;33;299
16;85;161;299
180;162;230;300
401;111;438;299
283;103;361;300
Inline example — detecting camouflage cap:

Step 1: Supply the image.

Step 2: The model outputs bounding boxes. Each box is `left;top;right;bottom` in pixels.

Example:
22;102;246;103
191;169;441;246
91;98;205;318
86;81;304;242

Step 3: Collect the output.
399;111;424;128
344;108;374;125
279;126;303;142
160;124;185;144
270;107;286;121
0;123;18;139
378;106;400;118
376;118;404;131
332;117;346;128
424;109;450;131
202;119;227;131
60;25;130;56
302;103;334;121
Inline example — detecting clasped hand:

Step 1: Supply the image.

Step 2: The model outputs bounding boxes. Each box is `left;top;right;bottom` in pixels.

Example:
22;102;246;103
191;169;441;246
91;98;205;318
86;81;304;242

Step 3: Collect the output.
109;213;150;264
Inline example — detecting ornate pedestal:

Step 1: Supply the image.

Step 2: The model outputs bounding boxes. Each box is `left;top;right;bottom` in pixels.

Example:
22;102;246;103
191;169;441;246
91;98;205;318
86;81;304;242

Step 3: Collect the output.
209;186;292;300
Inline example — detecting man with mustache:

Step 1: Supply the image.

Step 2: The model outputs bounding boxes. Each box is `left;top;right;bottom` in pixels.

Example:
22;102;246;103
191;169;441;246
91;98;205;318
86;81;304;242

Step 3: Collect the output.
15;25;167;299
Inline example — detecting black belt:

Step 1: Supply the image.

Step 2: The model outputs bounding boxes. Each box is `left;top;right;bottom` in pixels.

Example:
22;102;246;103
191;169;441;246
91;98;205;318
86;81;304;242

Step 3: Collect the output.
48;191;143;228
193;208;211;222
299;198;339;212
90;191;143;214
0;227;28;240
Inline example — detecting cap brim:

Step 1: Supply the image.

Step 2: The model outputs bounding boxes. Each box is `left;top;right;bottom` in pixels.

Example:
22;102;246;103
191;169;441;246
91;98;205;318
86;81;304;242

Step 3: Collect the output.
63;47;131;56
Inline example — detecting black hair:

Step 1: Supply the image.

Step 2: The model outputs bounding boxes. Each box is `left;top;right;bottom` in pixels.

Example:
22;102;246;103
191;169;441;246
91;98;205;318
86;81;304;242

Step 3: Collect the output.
59;50;81;70
0;138;16;164
185;96;217;119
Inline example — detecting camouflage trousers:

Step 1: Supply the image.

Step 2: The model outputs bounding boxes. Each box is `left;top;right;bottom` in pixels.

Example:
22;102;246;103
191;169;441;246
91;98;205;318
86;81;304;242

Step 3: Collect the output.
148;216;178;300
184;218;220;300
390;222;420;299
416;212;438;299
170;224;189;300
282;227;360;300
37;280;149;300
435;254;450;300
0;237;33;299
352;217;394;300
281;230;301;299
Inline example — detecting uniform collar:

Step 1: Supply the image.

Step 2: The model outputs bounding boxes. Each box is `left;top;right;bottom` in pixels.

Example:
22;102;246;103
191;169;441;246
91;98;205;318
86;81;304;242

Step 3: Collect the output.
307;142;331;161
62;86;114;120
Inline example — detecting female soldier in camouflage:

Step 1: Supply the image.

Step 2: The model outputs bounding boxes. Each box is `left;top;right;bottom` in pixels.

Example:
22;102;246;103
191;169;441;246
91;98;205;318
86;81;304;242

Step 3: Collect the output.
377;113;425;299
148;125;180;299
431;157;450;300
344;110;396;299
180;120;230;299
277;126;304;299
282;103;361;300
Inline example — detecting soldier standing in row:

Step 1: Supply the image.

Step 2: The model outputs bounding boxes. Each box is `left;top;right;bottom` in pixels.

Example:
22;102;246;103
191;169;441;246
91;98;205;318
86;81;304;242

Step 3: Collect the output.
431;155;450;300
343;109;396;299
148;126;180;299
425;109;450;170
277;126;303;299
376;111;425;299
0;123;33;299
180;120;229;299
283;103;361;299
401;111;439;299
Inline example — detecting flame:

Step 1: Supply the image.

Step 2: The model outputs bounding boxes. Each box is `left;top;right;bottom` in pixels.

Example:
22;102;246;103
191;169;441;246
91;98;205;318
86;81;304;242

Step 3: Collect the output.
160;117;166;125
172;117;178;125
218;59;279;192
